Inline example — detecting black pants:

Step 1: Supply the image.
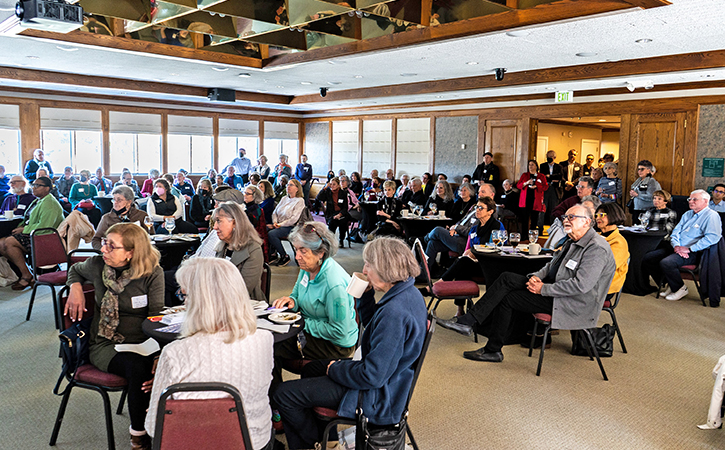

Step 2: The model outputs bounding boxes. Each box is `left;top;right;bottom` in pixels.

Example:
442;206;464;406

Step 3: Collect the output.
327;216;349;243
441;257;484;306
107;351;157;432
468;272;553;353
642;245;699;292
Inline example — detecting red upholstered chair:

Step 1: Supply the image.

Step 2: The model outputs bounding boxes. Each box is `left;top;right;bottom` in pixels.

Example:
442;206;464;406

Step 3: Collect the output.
679;260;707;307
527;313;608;381
413;240;480;342
50;287;128;450
314;316;436;450
151;382;254;450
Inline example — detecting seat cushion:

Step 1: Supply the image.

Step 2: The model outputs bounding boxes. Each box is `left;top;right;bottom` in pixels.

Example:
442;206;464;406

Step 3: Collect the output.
533;313;552;322
680;265;698;271
431;280;480;297
75;364;128;388
37;270;67;285
603;300;611;308
313;407;341;419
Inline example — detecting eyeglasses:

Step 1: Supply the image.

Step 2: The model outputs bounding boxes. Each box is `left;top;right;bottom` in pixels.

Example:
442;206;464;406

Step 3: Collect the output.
101;238;123;251
475;205;488;212
686;197;705;202
637;167;648;171
175;288;187;303
575;185;588;189
561;214;588;222
304;223;323;240
714;190;725;195
31;183;50;188
594;212;608;218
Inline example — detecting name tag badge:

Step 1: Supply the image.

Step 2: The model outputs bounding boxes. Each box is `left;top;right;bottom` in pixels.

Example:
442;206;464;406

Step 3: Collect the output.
79;188;84;193
483;170;487;174
565;259;578;270
338;199;344;203
694;224;700;228
300;273;309;287
225;256;232;261
536;179;541;183
155;199;163;203
17;204;26;210
609;181;615;186
489;175;493;180
131;295;148;309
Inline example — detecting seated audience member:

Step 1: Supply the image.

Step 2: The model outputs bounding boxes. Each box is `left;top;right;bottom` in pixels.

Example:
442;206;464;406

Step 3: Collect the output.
274;174;291;203
340;176;362;223
272;154;293;188
595;203;630;299
402;177;427;210
65;223;163;450
146;178;198;234
316;177;350;246
595;162;622;203
363;169;379;190
437;173;448;181
421;172;435;197
189;178;214;228
580;195;601;217
241;185;269;259
362;176;383;202
90;166;112;195
373;180;403;238
224;166;244;191
92;185;153;250
709;183;725;213
253;155;271;180
258;180;276;226
55;166;76;211
35;169;58;199
140;169;159;198
437;204;615;363
24;148;53;182
162;173;183;202
145;257;274;450
214;174;227;189
642;190;678;240
114;171;141;197
274;236;426;450
450;182;477;223
337;169;347;178
642;189;722;301
204;168;217;183
396;174;410;199
248;172;261;187
0;175;35;215
0;176;64;290
423;180;455;216
349;172;363;196
0;165;8;205
69;169;102;226
497;179;519;219
552;176;595;220
267;179;305;266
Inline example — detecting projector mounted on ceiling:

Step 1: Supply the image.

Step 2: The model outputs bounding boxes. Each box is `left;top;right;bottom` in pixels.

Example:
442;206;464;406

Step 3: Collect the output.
15;0;83;33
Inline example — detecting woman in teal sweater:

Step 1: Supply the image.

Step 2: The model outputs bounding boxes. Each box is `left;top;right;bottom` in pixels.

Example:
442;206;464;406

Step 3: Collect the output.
68;169;99;208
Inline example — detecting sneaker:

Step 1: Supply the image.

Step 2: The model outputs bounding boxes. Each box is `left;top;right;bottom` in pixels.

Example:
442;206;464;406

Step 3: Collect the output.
660;286;672;297
666;285;689;301
277;255;291;266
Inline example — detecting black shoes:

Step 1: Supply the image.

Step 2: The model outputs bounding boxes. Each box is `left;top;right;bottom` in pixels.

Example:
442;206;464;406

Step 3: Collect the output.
272;255;290;266
462;348;504;362
436;316;473;336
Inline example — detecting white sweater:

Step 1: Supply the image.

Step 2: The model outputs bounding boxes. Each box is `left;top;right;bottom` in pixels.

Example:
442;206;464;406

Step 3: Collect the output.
145;330;274;450
272;196;305;227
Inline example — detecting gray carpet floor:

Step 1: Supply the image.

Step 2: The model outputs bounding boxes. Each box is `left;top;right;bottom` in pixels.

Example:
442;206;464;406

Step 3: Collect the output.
2;242;725;449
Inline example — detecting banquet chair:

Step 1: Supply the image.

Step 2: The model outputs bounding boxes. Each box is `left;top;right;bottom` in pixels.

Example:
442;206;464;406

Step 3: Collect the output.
261;262;271;301
314;315;436;450
654;256;706;306
527;313;608;381
50;287;128;450
603;284;628;353
413;240;480;342
152;382;254;450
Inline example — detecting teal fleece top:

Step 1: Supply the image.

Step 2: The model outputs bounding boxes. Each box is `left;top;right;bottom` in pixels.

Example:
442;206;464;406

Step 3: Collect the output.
290;257;358;348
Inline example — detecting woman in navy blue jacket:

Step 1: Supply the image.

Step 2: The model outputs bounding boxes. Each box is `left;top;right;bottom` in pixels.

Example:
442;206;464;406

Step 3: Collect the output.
274;236;427;450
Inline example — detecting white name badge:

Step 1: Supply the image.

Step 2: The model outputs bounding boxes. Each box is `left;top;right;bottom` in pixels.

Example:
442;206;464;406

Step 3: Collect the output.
131;295;148;309
300;273;309;287
470;232;477;239
537;179;541;183
338;199;344;203
17;204;26;210
79;188;85;193
609;181;615;186
565;259;578;270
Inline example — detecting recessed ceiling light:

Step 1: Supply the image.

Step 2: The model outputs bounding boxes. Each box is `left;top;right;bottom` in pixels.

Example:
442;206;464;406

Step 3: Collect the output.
327;81;342;85
701;74;716;78
353;75;363;79
26;55;39;59
466;61;478;66
545;86;556;91
635;38;652;44
576;52;597;57
599;119;606;122
56;45;78;52
238;73;251;78
211;67;229;72
300;81;312;85
506;30;530;37
400;73;417;77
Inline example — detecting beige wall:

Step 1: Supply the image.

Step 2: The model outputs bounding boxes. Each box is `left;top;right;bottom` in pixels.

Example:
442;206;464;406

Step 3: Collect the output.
537;123;602;163
601;130;621;161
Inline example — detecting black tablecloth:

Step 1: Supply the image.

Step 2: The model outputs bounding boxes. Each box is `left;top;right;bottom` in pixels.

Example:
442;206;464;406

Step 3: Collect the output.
153;237;201;270
143;317;304;346
471;249;552;288
399;216;454;241
620;229;667;296
0;217;23;238
358;201;378;235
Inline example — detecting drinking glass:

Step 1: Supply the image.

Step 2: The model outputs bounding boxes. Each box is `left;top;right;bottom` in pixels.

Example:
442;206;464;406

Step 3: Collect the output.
638;213;647;227
529;229;539;244
499;230;508;248
509;233;521;249
491;230;501;248
641;215;650;229
429;203;438;215
143;216;153;232
165;218;176;234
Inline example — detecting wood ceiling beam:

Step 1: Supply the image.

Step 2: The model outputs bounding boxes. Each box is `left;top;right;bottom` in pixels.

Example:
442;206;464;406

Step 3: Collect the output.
0;66;291;105
619;0;671;7
290;49;725;104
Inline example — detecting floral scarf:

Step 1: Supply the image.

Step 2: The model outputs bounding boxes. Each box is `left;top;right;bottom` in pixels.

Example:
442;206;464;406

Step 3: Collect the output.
98;264;133;343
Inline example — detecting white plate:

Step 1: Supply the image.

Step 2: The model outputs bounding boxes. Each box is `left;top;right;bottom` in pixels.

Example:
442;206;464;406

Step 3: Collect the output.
268;312;302;324
474;245;498;253
250;300;269;310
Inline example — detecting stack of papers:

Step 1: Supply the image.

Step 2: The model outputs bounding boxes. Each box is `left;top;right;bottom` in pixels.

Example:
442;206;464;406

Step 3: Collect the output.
160;312;185;325
256;319;290;334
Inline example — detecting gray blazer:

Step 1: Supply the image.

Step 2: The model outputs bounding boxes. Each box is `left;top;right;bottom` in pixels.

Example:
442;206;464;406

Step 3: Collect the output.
215;241;266;302
532;227;615;330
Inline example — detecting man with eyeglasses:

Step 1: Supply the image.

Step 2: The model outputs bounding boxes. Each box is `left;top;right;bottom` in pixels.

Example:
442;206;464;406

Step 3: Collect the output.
552;176;594;220
0;175;36;216
437;204;615;363
581;154;596;177
709;184;725;213
642;189;722;302
0;176;64;290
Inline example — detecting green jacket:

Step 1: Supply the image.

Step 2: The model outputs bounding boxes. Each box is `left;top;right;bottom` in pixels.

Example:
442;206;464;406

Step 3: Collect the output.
22;194;64;234
290;257;358;349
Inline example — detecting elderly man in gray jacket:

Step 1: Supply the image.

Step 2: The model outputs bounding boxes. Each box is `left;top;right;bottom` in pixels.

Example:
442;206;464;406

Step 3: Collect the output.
437;204;616;362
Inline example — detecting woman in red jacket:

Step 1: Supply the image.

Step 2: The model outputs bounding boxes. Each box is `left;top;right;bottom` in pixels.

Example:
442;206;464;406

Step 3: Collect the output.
516;159;548;235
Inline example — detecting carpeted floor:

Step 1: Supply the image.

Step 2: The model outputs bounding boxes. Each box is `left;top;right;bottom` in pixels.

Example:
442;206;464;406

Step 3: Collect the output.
2;241;725;449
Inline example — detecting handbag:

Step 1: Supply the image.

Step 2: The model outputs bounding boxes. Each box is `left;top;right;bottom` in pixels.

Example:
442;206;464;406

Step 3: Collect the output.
570;324;614;358
355;392;407;450
53;317;93;395
626;198;635;215
75;199;95;211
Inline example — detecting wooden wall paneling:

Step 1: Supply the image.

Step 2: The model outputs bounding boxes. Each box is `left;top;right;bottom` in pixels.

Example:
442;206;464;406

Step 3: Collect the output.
618;113;632;203
19;102;40;164
101;108;110;174
298;122;305;160
391;118;397;176
628;113;685;195
477;115;486;166
683;108;699;194
429;117;436;174
258;120;265;156
213;116;220;171
526;118;538;160
357;120;363;174
484;119;521;187
161;114;168;174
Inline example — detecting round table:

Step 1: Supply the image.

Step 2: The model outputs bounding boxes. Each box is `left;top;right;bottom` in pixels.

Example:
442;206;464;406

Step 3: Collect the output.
152;235;201;270
471;248;552;288
619;229;667;296
0;216;23;238
399;216;454;241
143;317;304;346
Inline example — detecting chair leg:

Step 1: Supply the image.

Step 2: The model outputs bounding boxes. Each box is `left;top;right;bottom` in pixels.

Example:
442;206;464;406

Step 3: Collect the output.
535;323;551;376
50;286;60;330
693;279;707;307
49;382;74;446
117;387;127;415
582;329;609;381
606;309;627;354
319;419;340;448
407;425;419;450
26;283;39;321
528;320;539;357
466;298;478;344
94;386;117;450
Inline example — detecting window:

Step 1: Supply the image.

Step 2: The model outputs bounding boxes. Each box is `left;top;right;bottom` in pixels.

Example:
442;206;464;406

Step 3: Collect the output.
362;120;392;177
0;105;20;174
395;118;430;178
168;115;213;174
264;121;299;168
109;112;162;174
332;121;359;175
219;119;259;170
40;108;102;173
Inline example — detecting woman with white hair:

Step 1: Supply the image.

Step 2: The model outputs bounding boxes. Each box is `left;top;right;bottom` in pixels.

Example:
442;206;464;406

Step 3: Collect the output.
272;154;292;187
274;236;428;450
254;155;271;180
423;180;455;216
145;257;274;450
141;169;160;198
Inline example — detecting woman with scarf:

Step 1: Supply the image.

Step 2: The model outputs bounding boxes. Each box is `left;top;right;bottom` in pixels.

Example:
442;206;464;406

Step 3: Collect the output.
374;180;403;237
190;178;214;229
92;186;153;250
146;178;197;234
64;223;164;450
629;159;661;224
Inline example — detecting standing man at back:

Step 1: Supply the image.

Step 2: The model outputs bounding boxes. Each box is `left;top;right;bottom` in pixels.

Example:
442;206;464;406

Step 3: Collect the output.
226;148;252;184
560;149;582;200
294;154;313;206
472;152;500;188
24;149;54;182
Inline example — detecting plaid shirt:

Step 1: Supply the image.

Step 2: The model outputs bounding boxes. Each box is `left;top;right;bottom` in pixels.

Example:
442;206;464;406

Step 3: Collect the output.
643;207;678;240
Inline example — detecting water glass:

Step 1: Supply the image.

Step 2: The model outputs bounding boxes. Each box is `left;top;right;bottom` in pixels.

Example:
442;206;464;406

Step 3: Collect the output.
509;233;521;249
143;216;153;232
430;203;438;215
165;218;176;234
529;229;539;244
499;230;508;247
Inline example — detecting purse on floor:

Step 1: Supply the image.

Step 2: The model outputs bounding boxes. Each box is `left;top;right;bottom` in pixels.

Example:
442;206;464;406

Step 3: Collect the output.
355;392;407;450
570;324;614;358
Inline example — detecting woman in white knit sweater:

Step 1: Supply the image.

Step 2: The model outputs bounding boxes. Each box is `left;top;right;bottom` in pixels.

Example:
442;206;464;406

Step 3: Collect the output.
145;258;274;450
267;179;305;266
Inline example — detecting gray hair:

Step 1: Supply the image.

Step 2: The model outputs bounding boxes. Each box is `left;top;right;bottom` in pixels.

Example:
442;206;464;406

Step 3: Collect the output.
691;189;710;201
411;177;422;187
149;169;160;178
502;179;512;188
603;162;618;173
580;194;601;211
363;236;420;284
431;180;454;202
579;176;595;189
112;185;135;202
340;175;351;185
458;182;476;198
212;202;262;251
288;221;337;260
244;185;264;204
479;183;496;199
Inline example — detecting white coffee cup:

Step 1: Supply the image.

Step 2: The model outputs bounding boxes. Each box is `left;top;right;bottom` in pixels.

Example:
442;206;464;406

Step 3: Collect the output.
4;210;14;219
346;272;369;298
438;210;446;218
402;210;409;218
529;243;541;255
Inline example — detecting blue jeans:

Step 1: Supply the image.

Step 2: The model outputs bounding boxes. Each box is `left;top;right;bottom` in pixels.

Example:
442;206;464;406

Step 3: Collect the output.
268;226;294;257
425;226;466;264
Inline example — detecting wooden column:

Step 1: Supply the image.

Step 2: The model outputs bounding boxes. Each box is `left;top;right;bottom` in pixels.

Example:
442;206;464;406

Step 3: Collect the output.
328;121;333;173
357;119;363;173
101;108;110;174
212;115;219;171
298;121;305;158
258;120;265;156
161;114;168;174
19;102;40;165
391;118;397;176
429;117;436;173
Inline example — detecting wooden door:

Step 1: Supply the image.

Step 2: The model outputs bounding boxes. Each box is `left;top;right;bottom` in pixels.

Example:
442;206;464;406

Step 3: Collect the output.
627;113;685;195
482;119;524;187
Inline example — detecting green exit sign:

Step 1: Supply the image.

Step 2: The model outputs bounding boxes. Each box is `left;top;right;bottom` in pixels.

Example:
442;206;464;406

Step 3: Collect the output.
555;91;574;103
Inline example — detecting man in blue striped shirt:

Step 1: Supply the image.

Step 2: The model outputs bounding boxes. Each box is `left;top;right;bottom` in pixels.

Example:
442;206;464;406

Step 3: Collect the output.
643;189;722;301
